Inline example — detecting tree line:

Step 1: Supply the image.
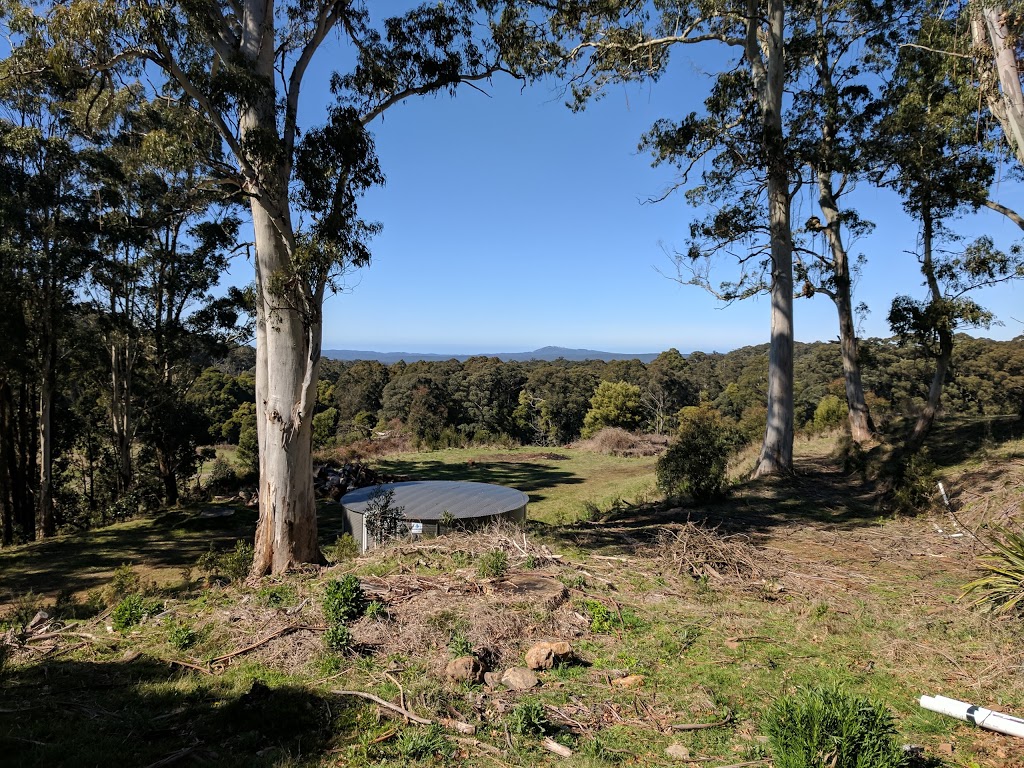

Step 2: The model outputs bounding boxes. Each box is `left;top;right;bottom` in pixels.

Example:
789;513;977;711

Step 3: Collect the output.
2;1;1023;572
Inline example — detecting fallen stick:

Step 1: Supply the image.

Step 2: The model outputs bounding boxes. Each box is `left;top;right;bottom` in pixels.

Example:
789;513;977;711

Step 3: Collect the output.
164;658;213;675
209;624;323;665
540;737;573;758
671;711;733;731
332;689;476;735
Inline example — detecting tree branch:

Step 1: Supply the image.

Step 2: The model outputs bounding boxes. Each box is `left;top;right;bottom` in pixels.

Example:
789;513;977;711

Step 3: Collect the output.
360;66;514;126
984;198;1024;231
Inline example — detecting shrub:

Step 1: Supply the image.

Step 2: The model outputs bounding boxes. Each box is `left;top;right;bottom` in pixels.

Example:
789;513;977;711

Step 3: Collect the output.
657;405;742;502
166;620;198;650
326;534;359;563
322;575;365;624
813;395;848;432
508;698;549;736
476;549;508;579
763;684;905;768
395;725;455;760
581;381;645;438
962;526;1024;614
112;594;162;632
205;458;236;493
107;564;141;603
363;485;406;546
197;540;254;583
888;451;936;515
323;623;353;652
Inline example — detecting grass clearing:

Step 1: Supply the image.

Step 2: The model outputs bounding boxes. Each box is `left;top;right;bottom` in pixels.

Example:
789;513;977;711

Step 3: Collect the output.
2;419;1024;766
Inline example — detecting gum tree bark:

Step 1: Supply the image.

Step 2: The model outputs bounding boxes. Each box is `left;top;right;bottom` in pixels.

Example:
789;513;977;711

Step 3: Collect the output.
972;5;1024;164
752;0;795;477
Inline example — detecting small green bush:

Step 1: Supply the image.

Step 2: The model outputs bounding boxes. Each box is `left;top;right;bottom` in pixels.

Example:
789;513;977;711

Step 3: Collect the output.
889;451;936;515
394;724;455;760
205;458;236;493
197;540;254;584
256;584;298;607
476;549;508;579
166;620;198;650
107;564;141;603
323;623;353;652
112;594;162;632
657;405;742;503
813;395;848;432
576;598;644;633
364;600;389;621
962;526;1024;614
448;630;474;658
508;698;549;736
762;684;905;768
322;575;365;624
326;534;359;563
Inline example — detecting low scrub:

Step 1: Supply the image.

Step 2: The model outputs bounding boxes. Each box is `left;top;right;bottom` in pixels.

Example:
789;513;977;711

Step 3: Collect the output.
576;427;669;457
763;684;905;768
657;406;742;502
962;525;1024;614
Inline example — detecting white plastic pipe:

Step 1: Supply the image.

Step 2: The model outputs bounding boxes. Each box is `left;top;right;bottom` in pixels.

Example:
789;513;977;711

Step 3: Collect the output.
920;694;1024;738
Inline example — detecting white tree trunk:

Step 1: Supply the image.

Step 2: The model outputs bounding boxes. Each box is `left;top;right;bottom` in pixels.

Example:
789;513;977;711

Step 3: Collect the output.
751;0;795;477
239;0;323;576
972;5;1024;164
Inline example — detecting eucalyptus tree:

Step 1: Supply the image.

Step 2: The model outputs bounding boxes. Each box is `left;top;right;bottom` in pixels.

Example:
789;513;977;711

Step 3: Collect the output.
542;0;796;475
874;18;1024;450
0;69;99;539
7;1;536;573
91;96;243;505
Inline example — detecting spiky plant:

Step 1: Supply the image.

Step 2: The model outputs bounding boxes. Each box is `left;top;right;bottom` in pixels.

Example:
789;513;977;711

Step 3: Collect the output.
962;526;1024;614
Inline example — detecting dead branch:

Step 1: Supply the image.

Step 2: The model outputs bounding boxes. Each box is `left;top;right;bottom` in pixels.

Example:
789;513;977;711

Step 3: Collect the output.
671;710;733;730
208;624;323;665
332;689;476;735
540;737;573;757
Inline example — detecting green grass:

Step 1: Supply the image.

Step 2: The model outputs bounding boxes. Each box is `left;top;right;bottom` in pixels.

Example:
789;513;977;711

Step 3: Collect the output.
3;419;1024;766
373;446;659;525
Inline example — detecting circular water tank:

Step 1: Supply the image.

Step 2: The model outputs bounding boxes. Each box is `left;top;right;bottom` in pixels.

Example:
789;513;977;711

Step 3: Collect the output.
340;480;528;550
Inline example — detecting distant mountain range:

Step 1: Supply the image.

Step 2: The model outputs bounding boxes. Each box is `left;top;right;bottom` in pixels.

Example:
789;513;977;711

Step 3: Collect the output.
321;345;665;364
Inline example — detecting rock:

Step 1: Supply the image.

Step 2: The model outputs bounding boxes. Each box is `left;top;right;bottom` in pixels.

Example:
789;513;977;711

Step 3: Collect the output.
665;744;691;761
501;667;539;690
483;671;502;689
525;641;573;670
446;656;485;684
610;674;645;689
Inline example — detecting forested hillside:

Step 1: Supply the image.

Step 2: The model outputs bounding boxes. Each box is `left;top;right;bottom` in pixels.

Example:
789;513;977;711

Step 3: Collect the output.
5;332;1021;544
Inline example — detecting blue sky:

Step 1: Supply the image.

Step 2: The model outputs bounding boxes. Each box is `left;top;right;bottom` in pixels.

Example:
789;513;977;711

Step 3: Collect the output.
235;33;1024;355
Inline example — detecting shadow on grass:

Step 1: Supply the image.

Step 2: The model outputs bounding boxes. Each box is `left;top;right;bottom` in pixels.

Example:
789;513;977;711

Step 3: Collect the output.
369;458;585;505
0;658;348;767
0;507;258;603
537;453;884;555
917;414;1024;468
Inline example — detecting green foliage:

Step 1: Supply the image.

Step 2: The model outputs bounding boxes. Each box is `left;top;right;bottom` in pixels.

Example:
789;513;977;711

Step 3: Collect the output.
447;630;474;658
256;584;297;608
107;564;141;604
166;620;198;650
312;407;338;449
6;591;42;633
196;540;254;584
476;549;508;579
205;457;236;492
364;600;389;621
582;380;645;437
326;534;359;563
657;405;742;502
577;598;644;633
363;485;406;546
508;698;549;736
112;594;162;632
888;452;936;515
813;395;848;432
394;724;455;760
762;684;905;768
322;575;366;624
962;526;1024;614
323;624;353;652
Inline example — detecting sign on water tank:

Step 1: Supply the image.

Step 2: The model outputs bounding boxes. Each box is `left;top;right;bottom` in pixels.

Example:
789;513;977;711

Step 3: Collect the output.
410;522;423;535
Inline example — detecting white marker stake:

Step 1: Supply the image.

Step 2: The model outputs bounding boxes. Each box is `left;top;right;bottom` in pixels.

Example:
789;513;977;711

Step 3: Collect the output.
920;695;1024;738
